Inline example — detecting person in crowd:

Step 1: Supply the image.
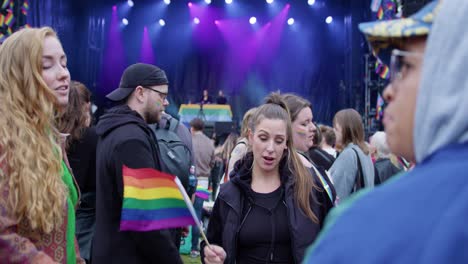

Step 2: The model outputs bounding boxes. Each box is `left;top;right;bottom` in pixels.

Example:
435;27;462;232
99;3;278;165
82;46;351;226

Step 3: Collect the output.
308;123;336;171
370;131;403;184
212;132;239;197
216;90;228;104
329;109;375;199
0;27;84;263
305;1;468;262
201;89;213;104
226;107;257;178
320;125;337;158
281;93;336;203
190;118;215;258
57;81;97;263
202;93;333;264
93;63;182;263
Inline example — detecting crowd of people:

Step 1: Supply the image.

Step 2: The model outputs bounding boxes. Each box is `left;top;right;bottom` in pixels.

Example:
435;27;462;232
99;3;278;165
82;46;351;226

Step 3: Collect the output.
1;0;467;263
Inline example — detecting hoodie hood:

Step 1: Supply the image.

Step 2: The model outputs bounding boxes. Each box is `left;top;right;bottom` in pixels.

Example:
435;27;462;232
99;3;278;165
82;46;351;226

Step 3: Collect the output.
96;105;148;138
414;1;468;163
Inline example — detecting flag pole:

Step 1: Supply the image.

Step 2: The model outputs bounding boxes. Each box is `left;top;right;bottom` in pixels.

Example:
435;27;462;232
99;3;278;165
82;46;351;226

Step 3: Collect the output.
174;177;212;249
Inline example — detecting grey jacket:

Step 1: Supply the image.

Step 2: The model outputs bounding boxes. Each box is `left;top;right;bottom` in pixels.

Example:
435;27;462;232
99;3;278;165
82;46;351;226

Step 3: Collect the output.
329;143;375;200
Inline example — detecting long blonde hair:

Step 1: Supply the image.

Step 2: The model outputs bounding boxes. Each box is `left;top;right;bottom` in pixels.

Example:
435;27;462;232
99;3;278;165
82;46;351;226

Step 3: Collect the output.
250;93;319;223
0;27;67;233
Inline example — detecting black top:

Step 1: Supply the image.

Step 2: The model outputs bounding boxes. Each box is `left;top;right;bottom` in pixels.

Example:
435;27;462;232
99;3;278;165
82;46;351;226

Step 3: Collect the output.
375;158;403;185
201;95;213;104
93;105;181;264
216;95;227;104
67;127;98;196
238;187;292;264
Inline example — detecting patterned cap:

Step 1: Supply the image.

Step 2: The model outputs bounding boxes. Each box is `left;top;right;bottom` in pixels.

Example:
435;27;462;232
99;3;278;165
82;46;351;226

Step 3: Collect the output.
358;1;440;66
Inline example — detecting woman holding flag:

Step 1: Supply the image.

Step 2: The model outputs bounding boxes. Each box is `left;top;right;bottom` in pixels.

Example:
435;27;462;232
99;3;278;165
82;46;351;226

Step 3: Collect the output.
201;93;333;264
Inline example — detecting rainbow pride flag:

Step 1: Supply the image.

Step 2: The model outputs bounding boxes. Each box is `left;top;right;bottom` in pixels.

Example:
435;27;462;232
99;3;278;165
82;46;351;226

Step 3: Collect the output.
195;185;211;200
1;0;11;9
376;93;384;120
4;10;14;27
120;166;196;231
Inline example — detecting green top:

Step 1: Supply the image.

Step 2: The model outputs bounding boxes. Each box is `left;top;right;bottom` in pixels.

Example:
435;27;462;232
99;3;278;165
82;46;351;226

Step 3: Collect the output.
61;160;78;264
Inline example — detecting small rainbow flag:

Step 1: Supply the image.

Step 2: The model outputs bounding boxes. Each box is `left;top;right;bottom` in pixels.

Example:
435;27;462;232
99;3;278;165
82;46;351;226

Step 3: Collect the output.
1;0;11;9
120;166;196;232
378;65;389;79
376;93;384;120
0;14;4;27
21;0;29;15
377;6;384;19
5;10;14;27
195;185;211;200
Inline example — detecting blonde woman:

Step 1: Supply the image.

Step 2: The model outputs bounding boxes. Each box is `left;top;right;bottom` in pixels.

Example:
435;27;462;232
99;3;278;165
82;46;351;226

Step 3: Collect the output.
226;107;257;178
0;27;83;263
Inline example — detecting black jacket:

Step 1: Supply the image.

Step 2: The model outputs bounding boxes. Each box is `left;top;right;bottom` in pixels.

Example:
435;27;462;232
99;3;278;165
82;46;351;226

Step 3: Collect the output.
374;158;403;185
201;153;334;263
92;105;182;264
308;147;335;171
68;126;98;196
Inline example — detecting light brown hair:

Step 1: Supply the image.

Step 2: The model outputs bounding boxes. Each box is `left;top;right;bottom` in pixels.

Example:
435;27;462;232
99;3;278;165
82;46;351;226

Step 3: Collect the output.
333;108;369;155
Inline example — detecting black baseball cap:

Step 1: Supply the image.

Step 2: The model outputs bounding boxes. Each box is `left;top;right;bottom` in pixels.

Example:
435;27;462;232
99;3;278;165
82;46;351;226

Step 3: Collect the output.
106;63;169;101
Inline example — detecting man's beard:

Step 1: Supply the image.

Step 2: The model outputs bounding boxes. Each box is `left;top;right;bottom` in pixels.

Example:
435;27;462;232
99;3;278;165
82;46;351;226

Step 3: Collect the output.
144;108;161;124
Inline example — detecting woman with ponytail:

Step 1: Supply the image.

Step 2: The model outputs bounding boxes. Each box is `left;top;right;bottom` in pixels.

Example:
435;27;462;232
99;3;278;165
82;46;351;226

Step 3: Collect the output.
201;93;331;264
0;27;83;263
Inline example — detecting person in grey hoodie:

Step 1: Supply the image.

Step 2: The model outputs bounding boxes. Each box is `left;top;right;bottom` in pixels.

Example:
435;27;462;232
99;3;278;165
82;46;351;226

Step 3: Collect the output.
304;1;468;263
329;108;375;200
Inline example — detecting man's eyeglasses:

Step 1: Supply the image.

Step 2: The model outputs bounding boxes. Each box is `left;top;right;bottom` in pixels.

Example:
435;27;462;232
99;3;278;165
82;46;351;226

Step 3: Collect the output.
144;86;168;101
390;49;424;83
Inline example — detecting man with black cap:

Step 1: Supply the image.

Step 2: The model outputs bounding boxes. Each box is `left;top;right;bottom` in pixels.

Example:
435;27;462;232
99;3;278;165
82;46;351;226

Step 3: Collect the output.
93;63;182;263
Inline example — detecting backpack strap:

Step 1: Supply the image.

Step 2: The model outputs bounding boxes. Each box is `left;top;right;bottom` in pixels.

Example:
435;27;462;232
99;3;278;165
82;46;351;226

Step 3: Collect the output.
166;116;179;132
351;148;365;192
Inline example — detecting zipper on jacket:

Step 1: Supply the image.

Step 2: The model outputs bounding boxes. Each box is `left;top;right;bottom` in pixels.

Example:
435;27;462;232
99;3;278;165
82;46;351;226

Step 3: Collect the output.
283;200;298;264
233;203;252;264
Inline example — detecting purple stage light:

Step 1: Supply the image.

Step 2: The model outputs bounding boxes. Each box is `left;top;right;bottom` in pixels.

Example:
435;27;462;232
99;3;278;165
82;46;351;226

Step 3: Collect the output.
164;0;171;5
326;16;333;24
249;17;257;25
308;0;315;6
287;18;294;25
205;0;211;4
127;0;134;7
225;0;233;4
194;17;200;24
112;5;117;11
122;18;129;25
266;0;274;4
188;2;192;7
140;26;155;64
214;20;220;25
159;19;166;26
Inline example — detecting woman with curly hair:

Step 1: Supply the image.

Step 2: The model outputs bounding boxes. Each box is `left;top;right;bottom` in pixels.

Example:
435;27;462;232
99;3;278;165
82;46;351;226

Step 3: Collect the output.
0;27;83;263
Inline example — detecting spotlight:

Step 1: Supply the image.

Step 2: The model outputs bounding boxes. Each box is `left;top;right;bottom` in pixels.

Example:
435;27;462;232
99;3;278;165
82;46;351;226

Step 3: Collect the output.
112;5;117;11
287;18;294;25
164;0;171;5
214;20;219;25
122;18;129;25
249;17;257;25
194;17;200;24
159;19;166;26
205;0;211;4
225;0;233;4
326;16;333;24
266;0;274;4
127;0;134;7
188;2;192;7
308;0;315;5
